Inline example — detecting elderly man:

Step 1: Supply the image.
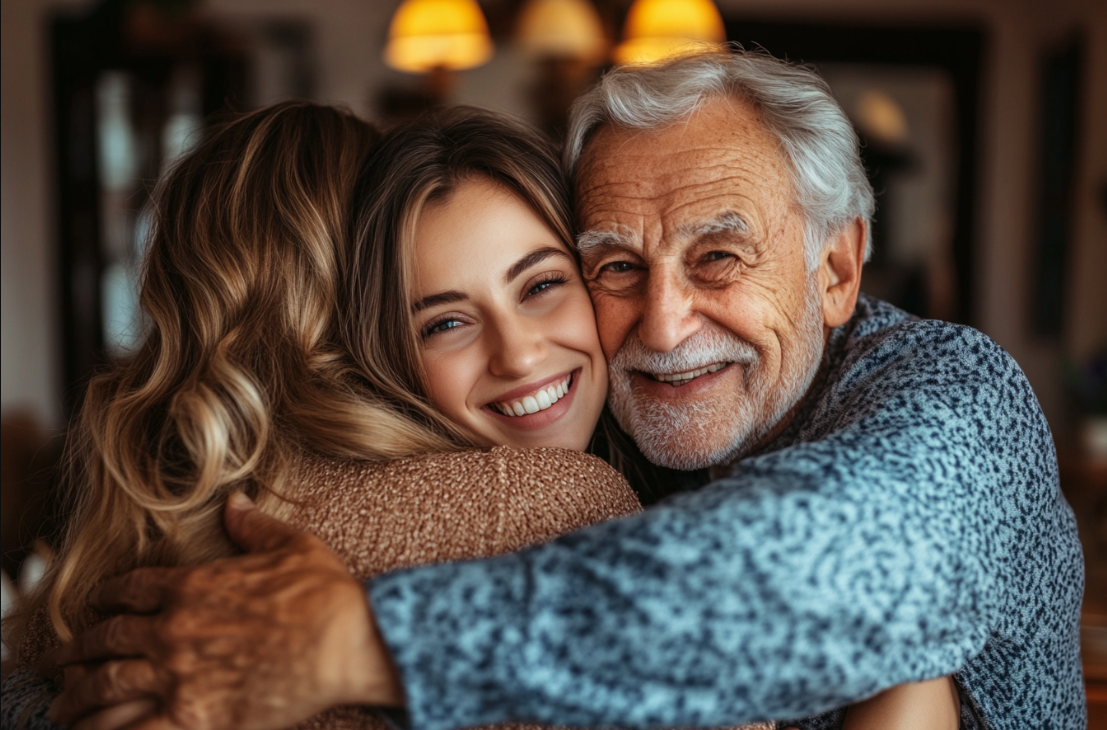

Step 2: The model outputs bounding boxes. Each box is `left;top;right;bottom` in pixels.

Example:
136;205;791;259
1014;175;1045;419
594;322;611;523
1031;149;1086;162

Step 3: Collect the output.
47;51;1082;729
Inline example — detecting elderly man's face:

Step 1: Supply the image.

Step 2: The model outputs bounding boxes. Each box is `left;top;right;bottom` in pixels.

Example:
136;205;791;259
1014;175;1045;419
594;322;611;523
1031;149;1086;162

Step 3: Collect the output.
575;96;829;469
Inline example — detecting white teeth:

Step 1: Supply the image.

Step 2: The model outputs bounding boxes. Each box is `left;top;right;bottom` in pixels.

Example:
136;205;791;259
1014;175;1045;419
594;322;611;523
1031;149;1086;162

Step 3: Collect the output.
492;374;573;417
653;362;729;385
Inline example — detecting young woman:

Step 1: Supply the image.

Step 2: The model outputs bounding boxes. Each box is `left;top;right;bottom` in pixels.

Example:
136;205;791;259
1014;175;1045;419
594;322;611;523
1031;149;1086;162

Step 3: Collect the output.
342;106;611;455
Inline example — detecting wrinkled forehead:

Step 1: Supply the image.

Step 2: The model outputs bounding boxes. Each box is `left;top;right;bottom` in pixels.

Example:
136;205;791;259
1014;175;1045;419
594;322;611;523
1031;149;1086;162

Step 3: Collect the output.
572;107;797;241
574;100;792;205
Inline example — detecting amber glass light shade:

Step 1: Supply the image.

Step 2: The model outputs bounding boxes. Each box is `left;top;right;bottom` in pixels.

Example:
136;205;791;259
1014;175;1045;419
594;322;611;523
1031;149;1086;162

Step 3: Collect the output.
516;0;607;62
613;0;725;65
385;0;493;73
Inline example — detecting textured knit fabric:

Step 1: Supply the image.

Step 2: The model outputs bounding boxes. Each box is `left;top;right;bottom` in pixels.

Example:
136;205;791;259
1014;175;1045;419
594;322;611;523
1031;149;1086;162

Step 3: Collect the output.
368;295;1085;730
7;448;702;729
290;447;645;729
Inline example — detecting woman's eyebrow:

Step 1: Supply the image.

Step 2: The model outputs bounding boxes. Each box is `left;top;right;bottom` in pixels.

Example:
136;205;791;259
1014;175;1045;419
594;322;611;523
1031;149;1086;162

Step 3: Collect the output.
504;247;572;284
412;290;467;313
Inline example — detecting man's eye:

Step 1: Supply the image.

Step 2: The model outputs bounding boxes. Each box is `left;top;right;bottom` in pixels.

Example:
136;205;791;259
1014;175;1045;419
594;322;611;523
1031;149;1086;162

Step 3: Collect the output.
703;251;733;262
601;261;636;274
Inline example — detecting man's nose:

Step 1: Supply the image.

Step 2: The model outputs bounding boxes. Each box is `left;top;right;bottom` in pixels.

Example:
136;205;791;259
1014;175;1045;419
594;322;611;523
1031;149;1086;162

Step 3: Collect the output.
487;316;547;378
638;268;701;353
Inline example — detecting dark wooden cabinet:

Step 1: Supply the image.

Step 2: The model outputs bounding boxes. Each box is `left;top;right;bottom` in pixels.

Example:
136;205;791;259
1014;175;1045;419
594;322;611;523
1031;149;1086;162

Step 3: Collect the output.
51;0;246;417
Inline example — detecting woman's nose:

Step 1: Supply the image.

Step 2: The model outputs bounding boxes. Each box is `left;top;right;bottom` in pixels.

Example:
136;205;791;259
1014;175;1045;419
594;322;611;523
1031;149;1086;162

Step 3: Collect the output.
487;316;547;378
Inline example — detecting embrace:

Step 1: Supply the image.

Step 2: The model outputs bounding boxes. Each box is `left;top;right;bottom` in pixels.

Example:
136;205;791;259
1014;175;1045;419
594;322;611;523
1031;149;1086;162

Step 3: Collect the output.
2;50;1083;730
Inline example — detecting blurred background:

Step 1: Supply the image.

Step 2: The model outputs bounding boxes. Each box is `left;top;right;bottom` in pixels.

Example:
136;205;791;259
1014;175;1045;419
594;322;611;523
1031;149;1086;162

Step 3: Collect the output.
2;0;1105;716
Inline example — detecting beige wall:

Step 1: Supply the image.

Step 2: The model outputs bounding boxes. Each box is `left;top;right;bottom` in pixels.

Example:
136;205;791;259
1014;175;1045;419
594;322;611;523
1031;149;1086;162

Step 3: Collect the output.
2;0;1104;436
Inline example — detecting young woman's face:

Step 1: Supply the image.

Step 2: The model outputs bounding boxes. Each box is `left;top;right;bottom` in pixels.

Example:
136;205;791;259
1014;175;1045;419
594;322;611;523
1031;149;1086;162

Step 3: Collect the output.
411;177;608;451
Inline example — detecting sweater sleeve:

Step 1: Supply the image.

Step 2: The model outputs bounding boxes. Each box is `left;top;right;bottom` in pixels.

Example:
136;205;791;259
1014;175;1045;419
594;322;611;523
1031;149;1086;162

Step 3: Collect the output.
369;324;1058;730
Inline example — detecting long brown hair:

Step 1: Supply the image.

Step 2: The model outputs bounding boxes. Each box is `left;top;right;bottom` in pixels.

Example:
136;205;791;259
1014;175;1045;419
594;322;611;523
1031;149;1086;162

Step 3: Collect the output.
9;101;442;666
341;106;577;445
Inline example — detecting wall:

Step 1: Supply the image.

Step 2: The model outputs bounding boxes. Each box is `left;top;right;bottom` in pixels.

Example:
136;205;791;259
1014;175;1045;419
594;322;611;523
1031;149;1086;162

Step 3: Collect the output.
0;0;70;430
1068;11;1107;364
207;0;535;121
2;0;1104;436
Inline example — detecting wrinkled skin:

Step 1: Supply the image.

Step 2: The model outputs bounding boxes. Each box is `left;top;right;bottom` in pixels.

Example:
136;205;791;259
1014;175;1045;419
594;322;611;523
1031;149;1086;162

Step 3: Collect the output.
50;495;401;730
575;96;865;468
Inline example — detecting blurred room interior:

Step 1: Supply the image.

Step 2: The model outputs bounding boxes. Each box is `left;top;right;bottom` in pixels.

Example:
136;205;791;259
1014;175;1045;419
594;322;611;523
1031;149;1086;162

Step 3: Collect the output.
2;0;1105;719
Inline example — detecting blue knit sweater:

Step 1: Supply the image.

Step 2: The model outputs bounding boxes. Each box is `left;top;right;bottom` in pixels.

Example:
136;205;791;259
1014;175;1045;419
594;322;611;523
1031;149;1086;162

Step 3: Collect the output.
369;295;1085;730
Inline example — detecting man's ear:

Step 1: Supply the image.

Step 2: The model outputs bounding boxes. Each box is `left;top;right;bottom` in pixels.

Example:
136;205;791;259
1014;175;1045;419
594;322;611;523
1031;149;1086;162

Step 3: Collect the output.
817;217;866;330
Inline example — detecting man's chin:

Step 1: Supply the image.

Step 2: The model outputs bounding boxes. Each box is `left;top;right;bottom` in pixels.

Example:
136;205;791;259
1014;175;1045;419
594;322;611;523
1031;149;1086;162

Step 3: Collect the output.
628;421;759;471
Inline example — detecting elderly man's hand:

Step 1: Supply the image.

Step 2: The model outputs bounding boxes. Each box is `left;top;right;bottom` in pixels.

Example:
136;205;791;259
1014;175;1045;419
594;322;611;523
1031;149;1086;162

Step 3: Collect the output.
49;493;403;730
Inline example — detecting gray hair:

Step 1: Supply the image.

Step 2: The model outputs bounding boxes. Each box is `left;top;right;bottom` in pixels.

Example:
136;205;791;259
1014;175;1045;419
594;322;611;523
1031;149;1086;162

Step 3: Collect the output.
565;48;875;268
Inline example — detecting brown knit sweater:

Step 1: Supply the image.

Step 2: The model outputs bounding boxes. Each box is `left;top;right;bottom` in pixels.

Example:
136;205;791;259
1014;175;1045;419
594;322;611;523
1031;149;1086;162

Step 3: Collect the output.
288;446;640;730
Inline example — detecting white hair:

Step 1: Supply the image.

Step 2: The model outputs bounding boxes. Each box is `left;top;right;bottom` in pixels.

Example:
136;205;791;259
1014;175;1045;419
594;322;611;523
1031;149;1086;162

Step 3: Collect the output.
565;48;875;269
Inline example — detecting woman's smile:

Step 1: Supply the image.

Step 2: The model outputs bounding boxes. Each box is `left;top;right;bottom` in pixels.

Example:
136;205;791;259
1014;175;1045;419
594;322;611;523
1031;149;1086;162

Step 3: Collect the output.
484;368;579;430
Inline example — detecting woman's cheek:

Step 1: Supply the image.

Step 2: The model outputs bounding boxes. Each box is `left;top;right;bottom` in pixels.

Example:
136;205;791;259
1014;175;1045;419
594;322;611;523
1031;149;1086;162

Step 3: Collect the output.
549;292;609;415
554;291;606;358
423;350;465;418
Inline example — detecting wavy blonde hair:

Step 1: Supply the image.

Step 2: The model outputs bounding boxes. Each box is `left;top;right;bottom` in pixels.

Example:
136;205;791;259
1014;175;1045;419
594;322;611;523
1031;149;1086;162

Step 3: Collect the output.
9;102;473;669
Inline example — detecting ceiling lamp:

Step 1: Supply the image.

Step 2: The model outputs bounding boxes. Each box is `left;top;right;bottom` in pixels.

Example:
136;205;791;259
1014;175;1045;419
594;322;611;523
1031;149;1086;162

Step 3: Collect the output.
613;0;725;66
854;90;910;146
516;0;606;62
384;0;494;73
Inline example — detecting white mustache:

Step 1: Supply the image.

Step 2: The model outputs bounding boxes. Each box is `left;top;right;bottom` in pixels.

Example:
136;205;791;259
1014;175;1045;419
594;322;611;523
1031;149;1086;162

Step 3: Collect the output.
610;325;760;377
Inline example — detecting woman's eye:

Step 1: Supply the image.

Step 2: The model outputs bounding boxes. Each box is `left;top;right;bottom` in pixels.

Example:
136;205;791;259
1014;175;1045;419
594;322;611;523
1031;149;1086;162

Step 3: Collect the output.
524;274;567;299
528;280;555;296
423;318;463;338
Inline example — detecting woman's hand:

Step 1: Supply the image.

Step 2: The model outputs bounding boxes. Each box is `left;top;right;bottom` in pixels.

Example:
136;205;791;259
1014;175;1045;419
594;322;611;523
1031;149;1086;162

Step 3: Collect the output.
49;494;403;730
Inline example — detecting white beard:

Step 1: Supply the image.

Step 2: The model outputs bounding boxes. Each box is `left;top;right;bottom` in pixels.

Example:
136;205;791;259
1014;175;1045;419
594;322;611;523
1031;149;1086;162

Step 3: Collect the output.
608;276;826;470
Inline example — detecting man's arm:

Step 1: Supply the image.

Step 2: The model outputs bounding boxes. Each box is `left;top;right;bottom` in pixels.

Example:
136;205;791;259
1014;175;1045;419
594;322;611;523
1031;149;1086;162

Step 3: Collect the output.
369;327;1038;730
372;437;999;729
